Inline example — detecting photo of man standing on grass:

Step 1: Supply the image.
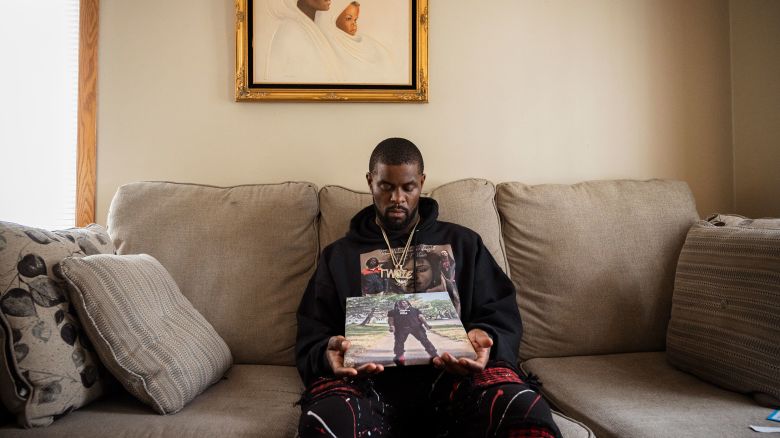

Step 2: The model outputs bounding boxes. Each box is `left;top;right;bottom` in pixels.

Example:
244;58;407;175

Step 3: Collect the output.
344;292;476;368
387;299;437;366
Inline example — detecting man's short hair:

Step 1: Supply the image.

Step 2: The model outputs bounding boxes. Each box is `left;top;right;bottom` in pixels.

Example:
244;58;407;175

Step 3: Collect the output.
368;138;424;175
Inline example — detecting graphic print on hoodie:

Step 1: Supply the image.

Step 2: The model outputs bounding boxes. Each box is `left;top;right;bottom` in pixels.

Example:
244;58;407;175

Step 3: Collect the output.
296;196;522;386
360;244;461;315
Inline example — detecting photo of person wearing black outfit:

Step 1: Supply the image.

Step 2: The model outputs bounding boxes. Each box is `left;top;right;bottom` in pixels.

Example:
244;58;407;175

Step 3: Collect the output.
361;256;385;294
387;299;437;366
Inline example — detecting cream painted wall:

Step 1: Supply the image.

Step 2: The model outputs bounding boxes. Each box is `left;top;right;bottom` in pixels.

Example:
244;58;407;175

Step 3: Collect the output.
97;0;734;224
731;0;780;218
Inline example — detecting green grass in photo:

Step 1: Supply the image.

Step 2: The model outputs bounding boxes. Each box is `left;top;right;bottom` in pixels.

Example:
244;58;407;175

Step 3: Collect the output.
346;323;390;356
430;324;470;342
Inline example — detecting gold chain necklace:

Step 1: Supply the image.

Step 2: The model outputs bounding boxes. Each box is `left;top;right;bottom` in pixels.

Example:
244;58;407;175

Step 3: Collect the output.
378;216;420;287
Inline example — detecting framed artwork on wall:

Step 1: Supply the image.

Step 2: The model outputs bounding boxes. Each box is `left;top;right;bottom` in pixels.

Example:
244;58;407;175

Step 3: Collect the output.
235;0;428;102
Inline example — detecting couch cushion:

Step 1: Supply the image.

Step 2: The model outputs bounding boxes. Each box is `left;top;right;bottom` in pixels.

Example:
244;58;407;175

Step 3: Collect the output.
318;185;373;250
61;254;233;414
0;362;592;438
430;179;508;274
667;220;780;406
318;179;508;273
496;180;698;360
107;182;319;366
0;364;302;437
522;352;774;438
0;221;114;427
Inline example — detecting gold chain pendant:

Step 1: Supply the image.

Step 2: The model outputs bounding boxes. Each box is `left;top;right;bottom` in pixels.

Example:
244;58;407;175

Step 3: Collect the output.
393;267;412;286
379;217;420;289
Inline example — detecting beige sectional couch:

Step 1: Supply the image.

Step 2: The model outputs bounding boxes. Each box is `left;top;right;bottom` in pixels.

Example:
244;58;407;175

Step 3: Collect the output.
1;178;773;437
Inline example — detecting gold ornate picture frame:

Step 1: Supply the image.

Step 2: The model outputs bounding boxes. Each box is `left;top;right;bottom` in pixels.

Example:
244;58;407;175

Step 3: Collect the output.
235;0;428;102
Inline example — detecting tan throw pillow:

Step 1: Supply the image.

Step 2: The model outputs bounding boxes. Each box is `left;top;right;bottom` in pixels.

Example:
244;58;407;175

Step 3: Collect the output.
0;221;114;428
667;220;780;407
61;254;233;414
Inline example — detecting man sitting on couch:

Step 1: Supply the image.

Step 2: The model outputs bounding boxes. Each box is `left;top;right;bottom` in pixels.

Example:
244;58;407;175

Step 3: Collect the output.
296;138;560;437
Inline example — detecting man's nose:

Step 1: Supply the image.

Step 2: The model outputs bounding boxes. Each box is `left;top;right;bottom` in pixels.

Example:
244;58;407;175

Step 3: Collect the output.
390;188;405;204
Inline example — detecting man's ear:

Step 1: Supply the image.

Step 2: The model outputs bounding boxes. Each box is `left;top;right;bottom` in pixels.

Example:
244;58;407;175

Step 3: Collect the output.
366;172;373;189
419;173;426;189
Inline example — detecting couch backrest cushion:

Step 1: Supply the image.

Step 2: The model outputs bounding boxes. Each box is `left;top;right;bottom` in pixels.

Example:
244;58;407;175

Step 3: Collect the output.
431;179;509;274
318;186;373;250
496;180;698;360
107;182;319;366
318;179;508;273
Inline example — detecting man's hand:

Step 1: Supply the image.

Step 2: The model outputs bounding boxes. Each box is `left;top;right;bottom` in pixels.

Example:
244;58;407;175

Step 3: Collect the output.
432;328;492;375
325;335;384;377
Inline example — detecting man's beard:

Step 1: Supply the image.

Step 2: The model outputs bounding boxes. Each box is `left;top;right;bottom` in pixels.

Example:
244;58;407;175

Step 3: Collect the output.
375;204;418;232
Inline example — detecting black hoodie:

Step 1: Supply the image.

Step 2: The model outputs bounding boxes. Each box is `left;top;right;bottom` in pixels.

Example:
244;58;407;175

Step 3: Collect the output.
295;197;522;385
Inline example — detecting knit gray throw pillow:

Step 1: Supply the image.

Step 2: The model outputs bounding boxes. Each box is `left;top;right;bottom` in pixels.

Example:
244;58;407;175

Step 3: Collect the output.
61;254;233;414
667;219;780;407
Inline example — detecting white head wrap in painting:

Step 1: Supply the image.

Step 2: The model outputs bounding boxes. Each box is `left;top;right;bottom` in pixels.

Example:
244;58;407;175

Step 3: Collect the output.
264;0;343;83
315;0;395;84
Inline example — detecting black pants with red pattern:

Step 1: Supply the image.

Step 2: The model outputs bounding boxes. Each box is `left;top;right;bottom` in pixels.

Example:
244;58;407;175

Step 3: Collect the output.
297;362;561;438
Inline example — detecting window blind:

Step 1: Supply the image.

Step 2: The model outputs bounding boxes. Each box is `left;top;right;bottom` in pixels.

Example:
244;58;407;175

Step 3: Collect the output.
0;0;80;230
